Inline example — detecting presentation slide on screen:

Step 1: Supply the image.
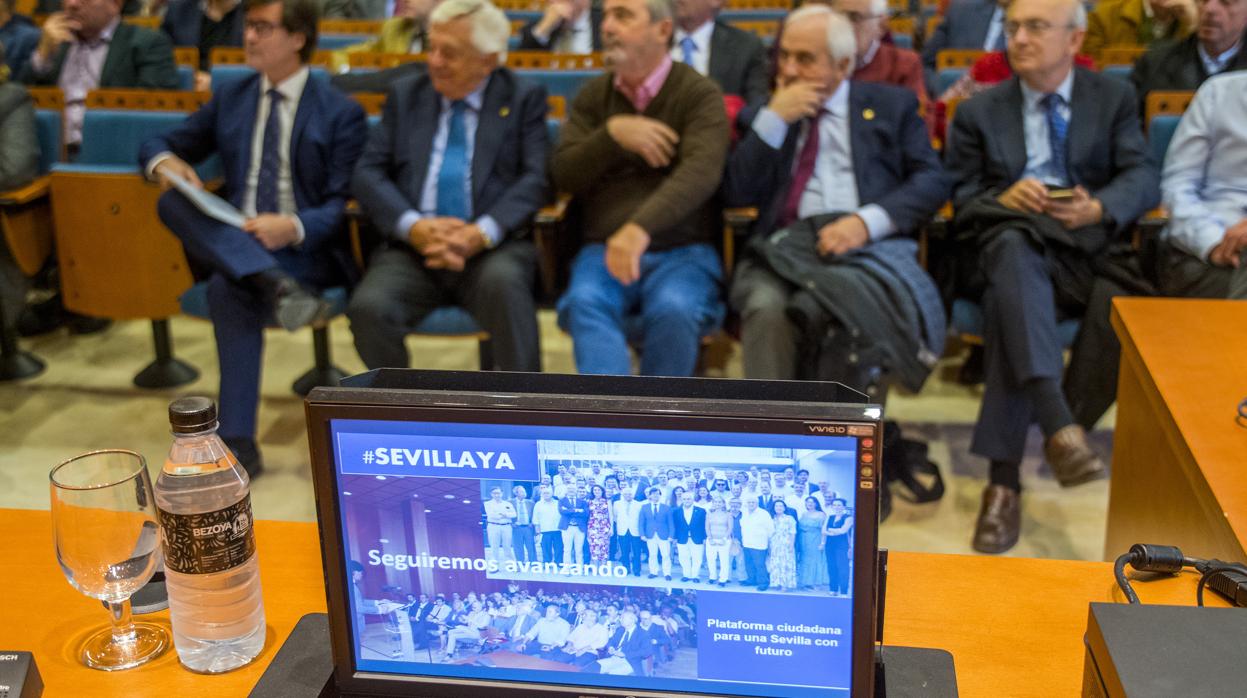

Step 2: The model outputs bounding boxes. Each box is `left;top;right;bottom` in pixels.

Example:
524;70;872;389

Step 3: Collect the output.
331;419;861;697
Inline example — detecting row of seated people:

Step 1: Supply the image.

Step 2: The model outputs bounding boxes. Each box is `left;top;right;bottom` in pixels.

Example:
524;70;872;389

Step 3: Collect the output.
3;0;1244;559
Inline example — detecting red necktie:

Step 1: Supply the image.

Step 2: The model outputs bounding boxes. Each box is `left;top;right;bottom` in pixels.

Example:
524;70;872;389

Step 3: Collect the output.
779;110;827;228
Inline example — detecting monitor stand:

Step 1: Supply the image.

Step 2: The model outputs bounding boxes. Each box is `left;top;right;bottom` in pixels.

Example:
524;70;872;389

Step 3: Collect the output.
250;614;958;698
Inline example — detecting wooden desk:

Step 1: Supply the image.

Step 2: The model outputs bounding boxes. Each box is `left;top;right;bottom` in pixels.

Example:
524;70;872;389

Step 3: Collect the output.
0;509;1226;697
1108;299;1247;562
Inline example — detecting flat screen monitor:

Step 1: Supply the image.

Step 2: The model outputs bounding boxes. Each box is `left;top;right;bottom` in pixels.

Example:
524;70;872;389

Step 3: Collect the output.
305;370;881;698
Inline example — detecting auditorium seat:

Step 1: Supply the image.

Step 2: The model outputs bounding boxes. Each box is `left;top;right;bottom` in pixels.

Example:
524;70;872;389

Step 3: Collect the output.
1148;114;1181;168
936;67;965;94
1100;64;1132;83
950;298;1082;348
49;90;218;389
515;69;599;101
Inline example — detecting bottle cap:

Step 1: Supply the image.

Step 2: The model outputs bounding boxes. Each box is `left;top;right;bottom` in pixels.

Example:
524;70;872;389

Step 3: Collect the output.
169;396;218;434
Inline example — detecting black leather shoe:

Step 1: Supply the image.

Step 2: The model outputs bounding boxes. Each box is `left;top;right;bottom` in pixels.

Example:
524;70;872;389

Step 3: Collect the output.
17;297;65;337
223;437;263;480
271;278;326;332
972;485;1020;554
66;313;112;335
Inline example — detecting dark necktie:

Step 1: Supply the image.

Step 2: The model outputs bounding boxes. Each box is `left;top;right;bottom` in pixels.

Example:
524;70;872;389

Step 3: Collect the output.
1041;93;1069;185
255;88;283;214
436;99;469;219
780;109;827;228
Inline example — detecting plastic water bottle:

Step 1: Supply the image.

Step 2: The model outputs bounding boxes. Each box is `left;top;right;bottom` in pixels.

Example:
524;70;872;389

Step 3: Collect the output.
154;397;266;673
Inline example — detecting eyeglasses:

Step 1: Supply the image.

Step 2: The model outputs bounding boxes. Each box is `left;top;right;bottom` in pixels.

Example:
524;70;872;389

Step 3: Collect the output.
1004;19;1075;36
244;20;282;37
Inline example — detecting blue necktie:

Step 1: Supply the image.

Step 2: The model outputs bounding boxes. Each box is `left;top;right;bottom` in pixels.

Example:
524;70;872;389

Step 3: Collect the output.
255;89;283;214
436;100;469;219
1041;93;1069;184
680;36;696;66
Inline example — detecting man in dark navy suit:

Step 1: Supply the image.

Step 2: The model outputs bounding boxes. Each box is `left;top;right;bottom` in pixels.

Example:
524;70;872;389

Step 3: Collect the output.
725;5;948;386
921;0;1008;93
945;0;1158;554
347;0;546;373
587;611;652;675
140;0;366;477
671;490;706;582
519;0;602;52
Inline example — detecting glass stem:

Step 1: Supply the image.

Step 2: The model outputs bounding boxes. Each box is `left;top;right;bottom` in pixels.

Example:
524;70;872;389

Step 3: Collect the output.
107;599;138;645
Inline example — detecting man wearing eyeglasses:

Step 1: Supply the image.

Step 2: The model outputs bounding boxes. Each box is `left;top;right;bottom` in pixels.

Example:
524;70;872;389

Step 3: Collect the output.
831;0;927;111
140;0;366;478
945;0;1159;554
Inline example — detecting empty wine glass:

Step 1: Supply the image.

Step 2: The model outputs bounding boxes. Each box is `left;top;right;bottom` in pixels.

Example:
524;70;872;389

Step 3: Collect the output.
50;450;170;670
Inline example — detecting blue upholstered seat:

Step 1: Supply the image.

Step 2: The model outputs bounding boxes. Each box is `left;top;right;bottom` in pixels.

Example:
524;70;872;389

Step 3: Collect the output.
937;67;966;94
176;65;196;91
951;298;1081;347
1101;64;1132;83
1148;114;1182;169
34;110;61;175
178;283;350;322
515;69;599;101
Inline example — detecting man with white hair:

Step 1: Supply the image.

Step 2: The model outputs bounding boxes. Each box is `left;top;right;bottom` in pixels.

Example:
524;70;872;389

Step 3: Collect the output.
724;6;948;392
945;0;1158;554
831;0;927;109
552;0;730;378
348;0;547;373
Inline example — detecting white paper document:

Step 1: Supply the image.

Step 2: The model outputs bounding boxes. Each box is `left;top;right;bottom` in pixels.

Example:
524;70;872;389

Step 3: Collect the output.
166;170;246;228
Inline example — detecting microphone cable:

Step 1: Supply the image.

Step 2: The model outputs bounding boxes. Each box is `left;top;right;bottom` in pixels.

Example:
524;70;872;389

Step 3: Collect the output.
1113;543;1247;608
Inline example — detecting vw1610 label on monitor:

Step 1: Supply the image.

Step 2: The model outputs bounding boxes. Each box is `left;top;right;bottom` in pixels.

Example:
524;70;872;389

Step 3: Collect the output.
335;432;540;481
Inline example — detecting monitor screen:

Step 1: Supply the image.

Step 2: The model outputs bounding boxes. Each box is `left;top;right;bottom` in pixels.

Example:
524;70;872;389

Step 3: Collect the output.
328;415;866;698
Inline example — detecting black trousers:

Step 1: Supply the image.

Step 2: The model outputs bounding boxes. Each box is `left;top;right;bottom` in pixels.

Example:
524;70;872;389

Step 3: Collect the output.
347;240;541;371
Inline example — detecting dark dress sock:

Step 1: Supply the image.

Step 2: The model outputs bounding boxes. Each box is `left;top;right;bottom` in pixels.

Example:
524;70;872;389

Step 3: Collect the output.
1024;376;1074;438
989;459;1022;492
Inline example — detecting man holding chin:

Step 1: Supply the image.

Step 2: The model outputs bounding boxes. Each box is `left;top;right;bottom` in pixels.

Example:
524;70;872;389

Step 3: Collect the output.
551;0;728;377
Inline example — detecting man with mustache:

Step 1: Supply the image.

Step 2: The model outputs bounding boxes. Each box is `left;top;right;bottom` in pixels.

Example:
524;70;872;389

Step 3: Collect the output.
1130;0;1247;111
551;0;728;378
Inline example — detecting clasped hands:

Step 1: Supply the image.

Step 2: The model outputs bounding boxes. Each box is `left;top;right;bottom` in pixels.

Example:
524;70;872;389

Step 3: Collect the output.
1210;219;1247;268
408;217;486;271
154;156;300;250
997;178;1103;230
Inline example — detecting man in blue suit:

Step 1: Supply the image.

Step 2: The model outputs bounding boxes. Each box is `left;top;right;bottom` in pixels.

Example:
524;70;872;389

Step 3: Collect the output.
347;0;546;373
587;611;652;675
671;491;706;583
141;0;366;477
921;0;1008;94
638;486;673;580
725;6;948;386
944;0;1158;553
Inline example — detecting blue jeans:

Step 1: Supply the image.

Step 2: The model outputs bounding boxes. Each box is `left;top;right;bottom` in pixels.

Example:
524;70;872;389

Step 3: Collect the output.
556;243;724;376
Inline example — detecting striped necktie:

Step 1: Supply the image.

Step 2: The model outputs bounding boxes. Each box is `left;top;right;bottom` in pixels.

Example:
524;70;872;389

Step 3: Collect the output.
1041;93;1069;184
255;89;283;213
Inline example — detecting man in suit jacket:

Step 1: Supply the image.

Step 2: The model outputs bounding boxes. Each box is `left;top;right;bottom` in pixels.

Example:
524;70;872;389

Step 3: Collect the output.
348;0;545;374
945;0;1159;554
0;0;42;79
161;0;245;74
670;0;768;105
519;0;602;52
612;486;643;576
638;486;673;579
589;611;652;675
1084;0;1196;55
921;0;1006;94
140;0;366;477
833;0;928;110
672;491;706;582
23;0;178;148
725;5;947;383
1130;2;1247;113
557;485;589;564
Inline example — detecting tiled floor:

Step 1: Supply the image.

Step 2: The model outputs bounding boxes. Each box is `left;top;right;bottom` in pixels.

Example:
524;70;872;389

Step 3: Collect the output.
0;311;1113;561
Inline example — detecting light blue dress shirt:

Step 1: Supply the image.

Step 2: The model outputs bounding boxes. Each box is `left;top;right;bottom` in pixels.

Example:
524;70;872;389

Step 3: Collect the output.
395;78;501;245
1161;72;1247;261
1197;40;1242;77
1019;70;1073;187
982;6;1005;51
750;80;896;240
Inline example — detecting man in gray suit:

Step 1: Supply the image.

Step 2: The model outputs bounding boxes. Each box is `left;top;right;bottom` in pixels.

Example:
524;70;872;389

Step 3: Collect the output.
638;486;673;580
945;0;1158;555
921;0;1008;94
670;0;769;106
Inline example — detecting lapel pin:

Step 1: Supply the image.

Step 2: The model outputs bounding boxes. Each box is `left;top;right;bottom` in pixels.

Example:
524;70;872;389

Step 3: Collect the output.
500;106;510;117
862;108;875;121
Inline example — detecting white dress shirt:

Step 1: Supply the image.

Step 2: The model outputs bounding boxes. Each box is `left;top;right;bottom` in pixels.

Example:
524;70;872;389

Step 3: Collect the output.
1198;40;1242;77
484;498;517;524
526;616;571;646
672;19;715;77
533;499;563;532
750;80;897;240
739;508;774;550
1161;72;1247;260
532;10;593;54
613;498;642;536
395;78;501;245
1019;69;1073;187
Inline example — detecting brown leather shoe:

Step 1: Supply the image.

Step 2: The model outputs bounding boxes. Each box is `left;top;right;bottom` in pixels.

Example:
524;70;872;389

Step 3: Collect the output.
1044;424;1108;488
972;484;1021;554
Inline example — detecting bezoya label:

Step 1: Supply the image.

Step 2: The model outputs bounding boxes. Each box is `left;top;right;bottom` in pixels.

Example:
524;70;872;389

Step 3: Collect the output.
158;496;256;575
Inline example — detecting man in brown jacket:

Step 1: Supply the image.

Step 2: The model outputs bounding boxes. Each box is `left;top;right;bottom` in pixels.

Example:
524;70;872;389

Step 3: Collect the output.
551;0;728;376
